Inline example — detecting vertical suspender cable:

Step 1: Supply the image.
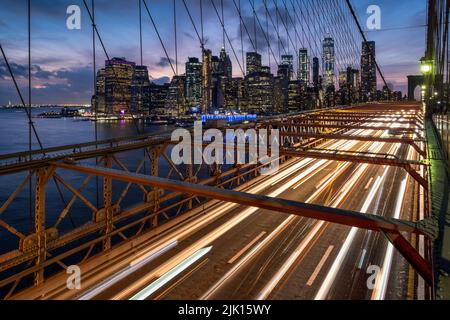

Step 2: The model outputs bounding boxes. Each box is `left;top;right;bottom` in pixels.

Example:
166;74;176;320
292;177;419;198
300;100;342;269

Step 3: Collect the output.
92;0;99;207
221;0;225;49
253;0;258;52
138;0;146;174
173;0;180;116
174;0;178;75
276;0;280;59
200;0;204;47
139;0;143;66
28;0;32;232
239;0;245;74
265;0;270;68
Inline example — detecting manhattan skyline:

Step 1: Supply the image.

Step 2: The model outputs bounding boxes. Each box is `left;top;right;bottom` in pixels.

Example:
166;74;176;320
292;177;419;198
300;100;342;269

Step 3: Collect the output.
0;0;426;105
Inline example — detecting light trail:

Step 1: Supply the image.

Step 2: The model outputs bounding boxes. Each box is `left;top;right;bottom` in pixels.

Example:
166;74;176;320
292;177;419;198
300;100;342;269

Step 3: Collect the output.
129;246;212;300
256;140;381;300
372;141;414;300
79;131;356;300
227;231;267;264
313;142;405;300
306;245;335;286
371;176;408;300
314;165;389;300
77;241;178;300
79;116;420;301
112;153;339;299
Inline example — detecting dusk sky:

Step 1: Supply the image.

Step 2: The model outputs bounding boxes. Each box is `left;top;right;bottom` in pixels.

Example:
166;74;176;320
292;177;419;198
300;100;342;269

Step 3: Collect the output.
0;0;426;105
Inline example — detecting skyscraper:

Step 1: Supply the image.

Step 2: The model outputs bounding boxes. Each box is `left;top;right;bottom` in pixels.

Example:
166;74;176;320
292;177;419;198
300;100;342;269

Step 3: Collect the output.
246;52;262;75
130;65;150;113
245;66;274;114
219;48;232;78
361;41;377;101
322;35;335;88
202;49;212;114
281;55;294;80
92;68;106;114
104;57;136;114
150;82;170;114
298;49;309;84
185;57;203;108
312;57;319;87
338;70;348;90
165;75;186;116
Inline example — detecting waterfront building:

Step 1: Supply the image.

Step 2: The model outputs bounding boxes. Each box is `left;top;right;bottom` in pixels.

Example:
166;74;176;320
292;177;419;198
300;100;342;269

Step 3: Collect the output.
130;65;150;114
104;57;136;114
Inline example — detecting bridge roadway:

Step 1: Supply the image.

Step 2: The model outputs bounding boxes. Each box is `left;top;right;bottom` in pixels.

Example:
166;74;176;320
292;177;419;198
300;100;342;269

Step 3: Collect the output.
23;110;425;301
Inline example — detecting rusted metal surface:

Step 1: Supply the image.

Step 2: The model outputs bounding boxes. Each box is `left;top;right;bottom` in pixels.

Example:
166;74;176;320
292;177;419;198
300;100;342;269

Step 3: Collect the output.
382;230;433;285
53;162;424;235
279;148;429;190
280;132;426;156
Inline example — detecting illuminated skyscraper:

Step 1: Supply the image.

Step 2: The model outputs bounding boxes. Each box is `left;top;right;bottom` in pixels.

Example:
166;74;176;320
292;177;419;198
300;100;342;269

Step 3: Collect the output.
165;75;186;116
185;57;203;108
104;57;136;114
298;49;309;84
281;55;294;80
92;68;106;114
361;41;377;101
246;52;262;75
131;65;150;113
322;35;335;88
202;49;212;114
339;70;348;90
246;66;274;113
219;48;232;78
312;57;319;87
149;82;170;114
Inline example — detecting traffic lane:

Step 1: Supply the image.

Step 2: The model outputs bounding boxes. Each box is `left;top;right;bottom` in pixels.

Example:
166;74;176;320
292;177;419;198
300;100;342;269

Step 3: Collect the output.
264;139;409;299
139;138;388;298
153;159;358;299
92;154;343;299
80;131;386;298
265;160;392;299
310;144;415;300
188;155;380;300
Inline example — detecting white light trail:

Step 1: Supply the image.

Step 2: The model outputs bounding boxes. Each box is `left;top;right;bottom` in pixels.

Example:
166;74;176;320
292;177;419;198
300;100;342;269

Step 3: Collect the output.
130;246;212;300
371;176;408;300
77;241;178;300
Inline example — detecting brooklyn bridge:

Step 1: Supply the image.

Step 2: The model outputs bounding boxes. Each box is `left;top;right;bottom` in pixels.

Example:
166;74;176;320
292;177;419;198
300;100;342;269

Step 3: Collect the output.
0;0;448;301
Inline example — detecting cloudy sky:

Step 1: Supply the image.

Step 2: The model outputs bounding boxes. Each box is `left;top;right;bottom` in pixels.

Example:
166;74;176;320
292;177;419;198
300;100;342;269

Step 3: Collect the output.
0;0;426;105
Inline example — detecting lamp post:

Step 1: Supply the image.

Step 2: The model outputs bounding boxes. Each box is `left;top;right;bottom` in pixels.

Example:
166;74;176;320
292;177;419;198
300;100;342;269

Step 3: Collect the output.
419;56;434;117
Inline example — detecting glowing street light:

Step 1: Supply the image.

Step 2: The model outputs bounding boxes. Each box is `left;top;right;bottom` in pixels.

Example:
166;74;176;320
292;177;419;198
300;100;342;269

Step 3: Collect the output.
419;57;433;75
420;64;432;74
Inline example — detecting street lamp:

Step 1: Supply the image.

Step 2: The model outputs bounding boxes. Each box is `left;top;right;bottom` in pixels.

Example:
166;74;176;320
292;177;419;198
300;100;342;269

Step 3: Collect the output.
419;57;435;116
419;57;433;75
